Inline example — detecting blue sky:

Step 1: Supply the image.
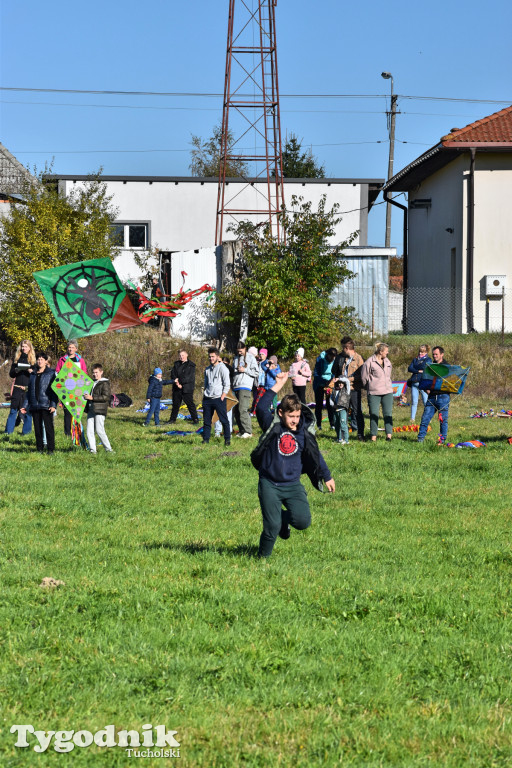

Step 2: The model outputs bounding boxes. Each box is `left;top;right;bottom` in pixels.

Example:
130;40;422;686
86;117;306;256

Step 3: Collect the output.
1;0;511;249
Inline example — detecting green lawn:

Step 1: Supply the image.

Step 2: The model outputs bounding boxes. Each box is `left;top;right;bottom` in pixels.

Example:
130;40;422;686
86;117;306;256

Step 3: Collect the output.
1;399;511;766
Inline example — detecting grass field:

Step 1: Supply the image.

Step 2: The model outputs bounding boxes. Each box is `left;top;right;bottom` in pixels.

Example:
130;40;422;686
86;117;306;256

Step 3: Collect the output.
1;394;512;766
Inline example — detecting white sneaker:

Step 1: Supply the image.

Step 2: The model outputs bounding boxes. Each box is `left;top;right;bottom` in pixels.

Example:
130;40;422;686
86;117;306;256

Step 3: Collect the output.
240;433;253;439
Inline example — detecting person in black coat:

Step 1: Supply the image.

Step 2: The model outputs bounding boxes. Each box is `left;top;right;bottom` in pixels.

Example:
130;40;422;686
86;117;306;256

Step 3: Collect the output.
5;339;36;436
168;350;199;424
20;352;58;453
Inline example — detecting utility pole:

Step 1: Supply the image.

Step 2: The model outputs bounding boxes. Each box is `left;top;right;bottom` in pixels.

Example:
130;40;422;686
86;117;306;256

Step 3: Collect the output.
381;72;397;249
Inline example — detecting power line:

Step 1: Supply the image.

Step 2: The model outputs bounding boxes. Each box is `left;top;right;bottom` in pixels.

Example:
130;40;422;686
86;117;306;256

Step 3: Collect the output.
1;86;511;104
0;99;486;118
13;138;431;155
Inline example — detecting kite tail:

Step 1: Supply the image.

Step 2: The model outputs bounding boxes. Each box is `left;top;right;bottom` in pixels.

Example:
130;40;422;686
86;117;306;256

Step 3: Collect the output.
71;417;87;449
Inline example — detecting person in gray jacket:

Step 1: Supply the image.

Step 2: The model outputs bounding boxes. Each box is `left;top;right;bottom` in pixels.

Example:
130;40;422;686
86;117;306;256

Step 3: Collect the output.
202;348;232;446
232;341;259;438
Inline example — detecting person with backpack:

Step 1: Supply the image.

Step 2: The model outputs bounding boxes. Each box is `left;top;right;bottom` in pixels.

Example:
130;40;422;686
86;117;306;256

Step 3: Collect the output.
288;347;311;405
251;371;335;558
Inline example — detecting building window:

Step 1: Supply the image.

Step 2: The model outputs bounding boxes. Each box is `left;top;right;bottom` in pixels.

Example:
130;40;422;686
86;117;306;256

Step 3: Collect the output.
110;222;149;249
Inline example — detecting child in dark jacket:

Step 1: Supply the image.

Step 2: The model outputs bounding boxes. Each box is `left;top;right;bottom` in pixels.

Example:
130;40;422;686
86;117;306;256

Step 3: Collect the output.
330;376;351;444
251;372;335;558
144;367;173;426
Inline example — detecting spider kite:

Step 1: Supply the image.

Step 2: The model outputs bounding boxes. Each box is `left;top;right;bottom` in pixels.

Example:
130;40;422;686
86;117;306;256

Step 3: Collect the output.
34;258;141;339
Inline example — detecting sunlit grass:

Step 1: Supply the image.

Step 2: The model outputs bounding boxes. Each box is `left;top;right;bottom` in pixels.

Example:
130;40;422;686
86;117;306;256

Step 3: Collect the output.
1;398;511;766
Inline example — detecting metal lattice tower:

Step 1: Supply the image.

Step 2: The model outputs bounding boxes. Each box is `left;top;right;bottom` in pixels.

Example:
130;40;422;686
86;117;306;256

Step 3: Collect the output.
215;0;285;245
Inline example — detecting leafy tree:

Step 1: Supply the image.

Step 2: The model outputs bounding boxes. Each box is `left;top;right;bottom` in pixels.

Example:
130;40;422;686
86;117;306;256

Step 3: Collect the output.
189;124;249;177
215;195;358;356
0;173;119;348
281;133;325;178
389;255;403;276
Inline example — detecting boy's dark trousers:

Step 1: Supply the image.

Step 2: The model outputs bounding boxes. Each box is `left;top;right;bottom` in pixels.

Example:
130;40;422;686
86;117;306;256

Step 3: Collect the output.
349;389;364;435
32;409;55;452
169;388;198;422
202;397;231;443
314;386;334;429
258;477;311;557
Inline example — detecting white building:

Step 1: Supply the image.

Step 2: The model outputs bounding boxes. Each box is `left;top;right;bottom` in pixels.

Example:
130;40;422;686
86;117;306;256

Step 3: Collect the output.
384;105;512;334
48;175;384;281
46;174;394;339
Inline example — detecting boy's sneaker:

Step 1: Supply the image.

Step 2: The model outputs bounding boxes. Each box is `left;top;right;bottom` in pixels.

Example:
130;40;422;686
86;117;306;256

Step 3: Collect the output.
240;433;253;439
279;522;291;540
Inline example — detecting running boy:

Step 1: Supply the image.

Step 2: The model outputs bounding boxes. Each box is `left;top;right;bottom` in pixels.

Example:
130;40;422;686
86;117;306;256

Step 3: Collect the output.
251;371;335;558
84;364;113;453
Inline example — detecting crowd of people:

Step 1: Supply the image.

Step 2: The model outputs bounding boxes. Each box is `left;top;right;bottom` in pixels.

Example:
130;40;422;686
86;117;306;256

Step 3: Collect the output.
4;337;454;451
3;336;453;557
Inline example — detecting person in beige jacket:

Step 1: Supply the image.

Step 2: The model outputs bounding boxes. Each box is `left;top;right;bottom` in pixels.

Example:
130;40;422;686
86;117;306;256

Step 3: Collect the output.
360;342;393;441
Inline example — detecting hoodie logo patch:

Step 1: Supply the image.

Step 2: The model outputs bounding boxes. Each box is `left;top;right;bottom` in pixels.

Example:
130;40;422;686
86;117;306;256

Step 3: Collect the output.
278;432;298;456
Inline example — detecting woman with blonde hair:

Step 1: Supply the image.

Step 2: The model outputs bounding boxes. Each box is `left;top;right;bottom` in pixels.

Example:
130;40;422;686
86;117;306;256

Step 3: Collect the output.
360;342;393;442
4;339;36;437
408;343;432;423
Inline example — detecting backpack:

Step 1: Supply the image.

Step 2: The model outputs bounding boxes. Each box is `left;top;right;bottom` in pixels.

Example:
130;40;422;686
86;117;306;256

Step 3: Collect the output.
110;392;133;408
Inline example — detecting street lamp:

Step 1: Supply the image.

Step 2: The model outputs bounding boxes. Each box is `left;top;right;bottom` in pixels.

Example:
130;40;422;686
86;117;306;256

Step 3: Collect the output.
381;72;397;248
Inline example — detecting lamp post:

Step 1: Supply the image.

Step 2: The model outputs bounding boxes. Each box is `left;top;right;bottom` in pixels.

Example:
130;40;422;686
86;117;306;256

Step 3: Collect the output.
381;72;397;248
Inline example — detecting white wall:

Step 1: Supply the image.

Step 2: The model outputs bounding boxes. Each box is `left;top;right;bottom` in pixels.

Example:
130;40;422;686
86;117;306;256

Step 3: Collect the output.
58;177;374;283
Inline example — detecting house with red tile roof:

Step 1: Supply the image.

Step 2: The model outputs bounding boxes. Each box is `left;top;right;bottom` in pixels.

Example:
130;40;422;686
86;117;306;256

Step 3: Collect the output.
384;105;512;334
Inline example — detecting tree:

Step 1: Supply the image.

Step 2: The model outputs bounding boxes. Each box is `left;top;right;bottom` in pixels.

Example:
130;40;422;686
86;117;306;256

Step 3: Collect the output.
215;195;358;356
189;124;249;177
281;133;325;178
0;173;119;348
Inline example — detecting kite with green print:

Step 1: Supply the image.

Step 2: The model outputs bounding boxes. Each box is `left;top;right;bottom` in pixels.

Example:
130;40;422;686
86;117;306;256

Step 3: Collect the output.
33;258;141;339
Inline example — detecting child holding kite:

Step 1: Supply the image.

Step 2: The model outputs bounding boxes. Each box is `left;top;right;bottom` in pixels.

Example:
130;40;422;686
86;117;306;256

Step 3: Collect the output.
84;364;113;454
144;368;173;427
56;340;88;437
251;372;335;558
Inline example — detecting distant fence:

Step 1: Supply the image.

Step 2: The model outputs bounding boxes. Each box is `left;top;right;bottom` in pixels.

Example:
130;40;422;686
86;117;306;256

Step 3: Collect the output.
337;286;512;338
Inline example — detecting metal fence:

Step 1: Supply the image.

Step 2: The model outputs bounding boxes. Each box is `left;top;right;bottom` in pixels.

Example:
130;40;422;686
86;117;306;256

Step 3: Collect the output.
335;286;512;337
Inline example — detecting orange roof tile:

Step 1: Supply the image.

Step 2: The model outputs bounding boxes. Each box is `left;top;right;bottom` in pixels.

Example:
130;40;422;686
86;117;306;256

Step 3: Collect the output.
441;104;512;144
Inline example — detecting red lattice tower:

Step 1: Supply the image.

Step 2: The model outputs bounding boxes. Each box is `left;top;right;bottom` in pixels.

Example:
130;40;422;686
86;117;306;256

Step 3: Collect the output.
215;0;285;245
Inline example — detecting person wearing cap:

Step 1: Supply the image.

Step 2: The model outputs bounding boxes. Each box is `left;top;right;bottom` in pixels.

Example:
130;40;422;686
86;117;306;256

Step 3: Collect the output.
288;348;312;405
144;367;173;427
232;341;259;438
